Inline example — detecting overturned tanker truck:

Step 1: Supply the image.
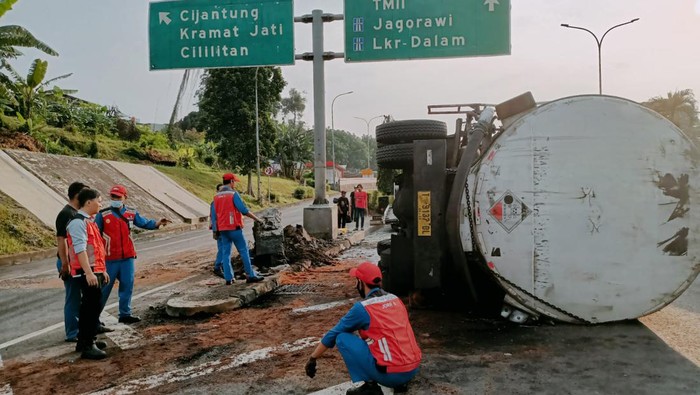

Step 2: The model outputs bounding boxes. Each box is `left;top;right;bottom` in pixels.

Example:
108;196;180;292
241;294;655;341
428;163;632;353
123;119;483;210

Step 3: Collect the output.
376;93;700;324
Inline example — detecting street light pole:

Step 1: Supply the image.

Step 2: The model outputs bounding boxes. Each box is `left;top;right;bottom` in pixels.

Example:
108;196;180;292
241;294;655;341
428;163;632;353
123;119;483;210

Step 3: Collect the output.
331;91;354;188
255;67;261;203
354;115;384;169
561;18;639;94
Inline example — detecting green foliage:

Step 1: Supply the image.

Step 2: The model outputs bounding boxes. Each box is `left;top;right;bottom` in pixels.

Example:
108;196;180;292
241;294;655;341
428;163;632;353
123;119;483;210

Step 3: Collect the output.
644;89;699;136
178;147;196;169
276;121;312;180
0;190;54;255
177;110;205;132
137;128;170;150
368;190;379;212
293;186;313;200
3;58;72;124
114;118;141;141
326;128;377;170
377;168;399;195
0;18;58;60
198;67;286;188
278;88;306;124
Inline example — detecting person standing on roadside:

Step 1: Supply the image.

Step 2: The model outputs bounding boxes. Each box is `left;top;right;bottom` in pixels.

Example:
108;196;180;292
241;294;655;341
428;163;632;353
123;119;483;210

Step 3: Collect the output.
350;186;357;225
66;188;110;360
304;262;421;395
211;173;264;285
55;181;87;343
95;185;169;324
212;183;225;278
337;190;350;229
354;184;368;231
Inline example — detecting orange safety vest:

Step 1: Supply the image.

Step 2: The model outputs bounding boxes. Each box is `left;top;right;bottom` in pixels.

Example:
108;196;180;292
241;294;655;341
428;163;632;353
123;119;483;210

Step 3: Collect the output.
66;213;107;276
213;190;244;231
359;293;422;373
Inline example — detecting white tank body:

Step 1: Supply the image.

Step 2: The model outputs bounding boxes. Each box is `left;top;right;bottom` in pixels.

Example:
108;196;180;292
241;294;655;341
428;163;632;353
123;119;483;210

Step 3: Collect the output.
471;95;700;323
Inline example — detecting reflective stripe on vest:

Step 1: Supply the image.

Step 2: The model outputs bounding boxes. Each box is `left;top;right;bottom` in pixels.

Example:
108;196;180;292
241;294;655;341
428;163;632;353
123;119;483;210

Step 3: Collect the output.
67;215;107;276
101;209;137;260
213;190;243;231
358;293;422;373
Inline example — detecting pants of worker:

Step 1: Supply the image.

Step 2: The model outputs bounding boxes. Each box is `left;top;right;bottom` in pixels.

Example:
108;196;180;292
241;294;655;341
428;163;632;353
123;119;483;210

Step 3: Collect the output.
214;236;224;271
220;229;257;282
338;212;348;229
100;258;135;318
77;273;105;350
336;333;418;388
354;208;366;229
56;259;80;340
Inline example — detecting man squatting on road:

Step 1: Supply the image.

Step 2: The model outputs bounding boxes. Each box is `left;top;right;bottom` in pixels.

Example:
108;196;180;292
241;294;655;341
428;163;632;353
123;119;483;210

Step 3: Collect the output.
95;184;169;324
66;188;111;360
305;262;422;395
211;172;265;285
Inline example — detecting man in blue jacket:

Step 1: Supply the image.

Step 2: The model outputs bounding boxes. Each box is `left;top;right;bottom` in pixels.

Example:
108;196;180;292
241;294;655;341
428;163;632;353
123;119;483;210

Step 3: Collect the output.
95;185;169;323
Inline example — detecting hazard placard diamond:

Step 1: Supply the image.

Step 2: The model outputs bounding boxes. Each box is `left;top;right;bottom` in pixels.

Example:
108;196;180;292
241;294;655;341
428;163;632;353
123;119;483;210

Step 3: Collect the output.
488;190;531;233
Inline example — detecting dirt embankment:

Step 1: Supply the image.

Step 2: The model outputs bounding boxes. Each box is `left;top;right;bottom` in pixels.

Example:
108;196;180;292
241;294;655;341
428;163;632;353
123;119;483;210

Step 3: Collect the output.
0;190;55;256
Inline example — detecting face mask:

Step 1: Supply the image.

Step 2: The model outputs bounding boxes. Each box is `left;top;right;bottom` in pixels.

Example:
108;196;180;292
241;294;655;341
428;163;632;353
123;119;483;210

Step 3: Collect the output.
110;200;123;209
356;279;366;299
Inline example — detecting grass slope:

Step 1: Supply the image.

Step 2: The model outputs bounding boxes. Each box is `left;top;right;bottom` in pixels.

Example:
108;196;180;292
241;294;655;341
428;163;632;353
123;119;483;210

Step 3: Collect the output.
0;191;55;256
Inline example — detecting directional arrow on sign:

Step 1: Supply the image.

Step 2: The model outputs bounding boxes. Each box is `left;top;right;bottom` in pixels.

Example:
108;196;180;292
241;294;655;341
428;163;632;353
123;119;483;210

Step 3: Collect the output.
159;12;171;25
484;0;500;12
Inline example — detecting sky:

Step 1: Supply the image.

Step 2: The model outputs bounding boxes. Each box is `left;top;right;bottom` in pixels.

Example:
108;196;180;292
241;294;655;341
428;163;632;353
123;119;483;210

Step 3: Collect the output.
3;0;700;136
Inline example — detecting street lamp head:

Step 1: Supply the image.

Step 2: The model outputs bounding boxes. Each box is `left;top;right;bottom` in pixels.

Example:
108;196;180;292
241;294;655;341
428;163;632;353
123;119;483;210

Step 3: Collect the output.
561;23;570;27
630;18;640;23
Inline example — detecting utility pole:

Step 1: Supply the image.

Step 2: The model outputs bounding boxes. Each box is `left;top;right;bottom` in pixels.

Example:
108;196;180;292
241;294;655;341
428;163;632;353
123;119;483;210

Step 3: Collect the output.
354;115;383;169
331;91;353;188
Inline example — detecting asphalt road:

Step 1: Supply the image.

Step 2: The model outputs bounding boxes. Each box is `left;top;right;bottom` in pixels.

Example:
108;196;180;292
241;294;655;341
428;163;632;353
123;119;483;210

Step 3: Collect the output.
0;201;309;359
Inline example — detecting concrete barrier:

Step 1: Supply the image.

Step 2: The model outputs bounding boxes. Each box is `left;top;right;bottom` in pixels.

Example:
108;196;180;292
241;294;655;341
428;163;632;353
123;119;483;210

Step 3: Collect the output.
108;161;209;223
4;150;182;225
0;150;66;229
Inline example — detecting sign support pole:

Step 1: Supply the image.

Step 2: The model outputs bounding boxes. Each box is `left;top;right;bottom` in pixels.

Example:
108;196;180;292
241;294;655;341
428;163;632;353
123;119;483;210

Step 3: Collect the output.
296;10;343;239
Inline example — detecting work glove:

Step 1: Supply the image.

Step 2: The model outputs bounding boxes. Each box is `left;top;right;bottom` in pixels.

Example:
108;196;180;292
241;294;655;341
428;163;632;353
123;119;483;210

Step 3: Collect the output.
305;357;317;378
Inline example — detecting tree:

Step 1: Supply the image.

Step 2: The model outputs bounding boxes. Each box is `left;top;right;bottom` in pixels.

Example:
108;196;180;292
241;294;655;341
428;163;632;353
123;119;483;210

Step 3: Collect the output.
176;110;205;132
198;67;285;195
325;128;377;170
276;121;312;180
3;58;71;122
278;88;306;125
644;89;699;136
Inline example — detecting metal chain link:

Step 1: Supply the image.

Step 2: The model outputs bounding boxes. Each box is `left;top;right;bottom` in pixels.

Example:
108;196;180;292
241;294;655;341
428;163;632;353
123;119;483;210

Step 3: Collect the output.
463;178;591;324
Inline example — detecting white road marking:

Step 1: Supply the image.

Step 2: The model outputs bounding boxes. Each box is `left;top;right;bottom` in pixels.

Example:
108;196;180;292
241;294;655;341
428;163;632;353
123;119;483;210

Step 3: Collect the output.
100;313;142;350
0;276;196;350
0;383;12;395
88;337;318;395
292;299;356;314
309;381;394;395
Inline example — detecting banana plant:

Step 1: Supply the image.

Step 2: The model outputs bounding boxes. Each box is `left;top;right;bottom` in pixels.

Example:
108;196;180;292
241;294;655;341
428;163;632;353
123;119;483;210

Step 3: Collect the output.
3;58;72;124
0;0;57;60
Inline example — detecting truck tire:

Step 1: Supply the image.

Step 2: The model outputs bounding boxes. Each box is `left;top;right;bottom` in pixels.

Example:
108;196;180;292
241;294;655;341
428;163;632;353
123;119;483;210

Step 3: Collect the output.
377;239;391;255
377;143;413;169
376;120;447;145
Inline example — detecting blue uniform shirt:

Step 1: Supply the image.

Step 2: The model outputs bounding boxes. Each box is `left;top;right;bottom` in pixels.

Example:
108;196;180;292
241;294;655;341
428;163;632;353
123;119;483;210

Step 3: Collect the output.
321;288;383;348
95;205;158;233
210;186;249;232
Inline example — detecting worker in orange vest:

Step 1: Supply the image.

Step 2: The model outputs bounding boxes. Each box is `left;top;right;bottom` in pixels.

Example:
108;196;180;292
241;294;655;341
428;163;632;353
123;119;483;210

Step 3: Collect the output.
305;262;421;394
66;188;110;360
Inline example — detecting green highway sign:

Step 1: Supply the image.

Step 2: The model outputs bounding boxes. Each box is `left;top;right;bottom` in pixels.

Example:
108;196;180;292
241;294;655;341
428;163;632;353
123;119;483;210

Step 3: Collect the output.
344;0;510;63
149;0;294;70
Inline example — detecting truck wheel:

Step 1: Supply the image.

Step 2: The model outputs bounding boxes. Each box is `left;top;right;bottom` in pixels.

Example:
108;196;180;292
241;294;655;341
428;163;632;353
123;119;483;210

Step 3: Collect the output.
377;143;413;169
377;239;391;255
376;120;447;145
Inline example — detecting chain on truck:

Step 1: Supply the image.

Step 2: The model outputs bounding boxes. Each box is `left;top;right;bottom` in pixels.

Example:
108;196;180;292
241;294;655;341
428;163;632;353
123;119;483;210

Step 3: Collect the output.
375;92;700;324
